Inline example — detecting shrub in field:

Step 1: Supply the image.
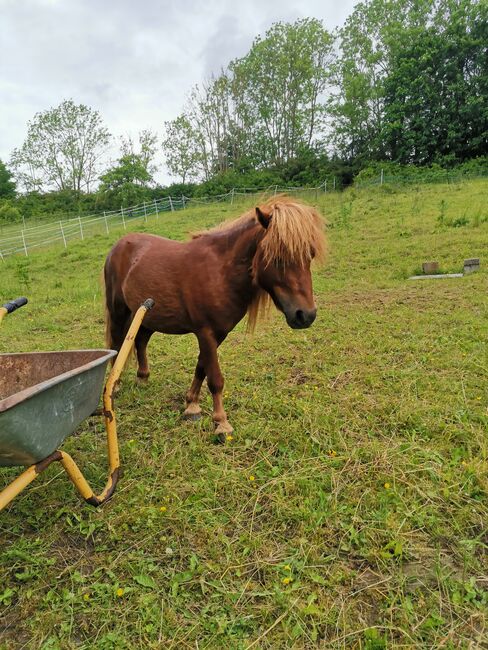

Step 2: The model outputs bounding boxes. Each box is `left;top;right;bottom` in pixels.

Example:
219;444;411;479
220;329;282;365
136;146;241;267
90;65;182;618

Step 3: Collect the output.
0;201;22;223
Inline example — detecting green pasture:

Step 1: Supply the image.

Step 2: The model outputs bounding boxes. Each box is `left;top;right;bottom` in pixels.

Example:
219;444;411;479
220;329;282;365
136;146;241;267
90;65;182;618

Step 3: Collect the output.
0;180;487;648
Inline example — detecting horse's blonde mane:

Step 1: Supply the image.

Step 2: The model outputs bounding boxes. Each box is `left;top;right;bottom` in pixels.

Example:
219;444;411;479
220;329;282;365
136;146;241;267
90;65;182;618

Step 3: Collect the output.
196;195;327;332
259;195;327;267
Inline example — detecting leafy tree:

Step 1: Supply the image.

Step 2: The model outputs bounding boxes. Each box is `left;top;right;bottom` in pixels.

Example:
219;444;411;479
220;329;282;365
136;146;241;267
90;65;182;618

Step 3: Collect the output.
0;159;16;198
329;0;449;162
330;0;487;165
383;0;488;163
11;99;111;193
120;129;159;178
231;18;334;165
162;114;204;183
98;154;153;208
162;18;334;182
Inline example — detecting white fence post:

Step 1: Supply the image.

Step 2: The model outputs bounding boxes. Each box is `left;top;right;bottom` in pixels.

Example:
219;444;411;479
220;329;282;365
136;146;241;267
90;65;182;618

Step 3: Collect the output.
21;230;28;256
154;199;159;220
324;180;327;194
143;201;147;222
121;206;126;230
169;196;174;212
59;221;67;248
78;215;84;240
182;196;186;209
333;176;336;191
380;169;384;185
103;211;109;234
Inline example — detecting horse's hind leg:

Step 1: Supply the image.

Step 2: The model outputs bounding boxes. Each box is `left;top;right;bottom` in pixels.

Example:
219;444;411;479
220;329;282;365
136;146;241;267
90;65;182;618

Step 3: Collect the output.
107;304;131;354
135;326;153;383
184;351;206;420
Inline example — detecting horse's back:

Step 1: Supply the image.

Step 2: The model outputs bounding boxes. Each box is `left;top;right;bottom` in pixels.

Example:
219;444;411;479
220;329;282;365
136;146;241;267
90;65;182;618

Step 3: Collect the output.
105;233;201;333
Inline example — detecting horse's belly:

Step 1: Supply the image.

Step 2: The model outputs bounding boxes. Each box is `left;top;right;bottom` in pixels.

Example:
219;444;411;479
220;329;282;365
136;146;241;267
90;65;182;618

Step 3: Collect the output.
143;313;191;336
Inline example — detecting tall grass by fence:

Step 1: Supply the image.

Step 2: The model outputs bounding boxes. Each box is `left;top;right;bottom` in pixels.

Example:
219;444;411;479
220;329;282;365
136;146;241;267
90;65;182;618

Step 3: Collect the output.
0;183;330;260
355;167;488;188
1;168;487;260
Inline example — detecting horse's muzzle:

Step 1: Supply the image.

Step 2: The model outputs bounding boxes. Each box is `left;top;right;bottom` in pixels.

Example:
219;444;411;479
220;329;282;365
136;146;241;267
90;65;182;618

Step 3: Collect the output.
286;308;317;329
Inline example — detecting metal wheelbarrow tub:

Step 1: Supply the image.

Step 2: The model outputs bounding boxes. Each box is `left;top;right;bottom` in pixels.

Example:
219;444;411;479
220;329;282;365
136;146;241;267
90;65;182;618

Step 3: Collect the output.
0;349;117;467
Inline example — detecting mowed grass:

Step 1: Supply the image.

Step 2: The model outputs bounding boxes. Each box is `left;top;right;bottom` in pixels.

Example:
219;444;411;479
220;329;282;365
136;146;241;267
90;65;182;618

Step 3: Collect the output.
0;180;487;649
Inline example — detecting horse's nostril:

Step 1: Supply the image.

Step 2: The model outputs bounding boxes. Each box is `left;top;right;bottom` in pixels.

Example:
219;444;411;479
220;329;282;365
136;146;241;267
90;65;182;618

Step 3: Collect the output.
296;309;305;324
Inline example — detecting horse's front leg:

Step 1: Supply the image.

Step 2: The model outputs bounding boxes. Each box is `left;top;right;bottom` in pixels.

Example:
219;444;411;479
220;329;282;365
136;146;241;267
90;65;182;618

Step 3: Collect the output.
184;352;205;420
196;330;233;439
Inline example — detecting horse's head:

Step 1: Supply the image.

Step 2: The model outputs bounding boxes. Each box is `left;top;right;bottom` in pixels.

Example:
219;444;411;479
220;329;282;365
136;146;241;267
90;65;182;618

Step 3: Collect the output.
252;201;326;330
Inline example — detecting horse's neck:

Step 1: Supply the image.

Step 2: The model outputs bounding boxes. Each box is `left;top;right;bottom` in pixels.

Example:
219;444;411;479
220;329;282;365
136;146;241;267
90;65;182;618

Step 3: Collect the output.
208;221;263;304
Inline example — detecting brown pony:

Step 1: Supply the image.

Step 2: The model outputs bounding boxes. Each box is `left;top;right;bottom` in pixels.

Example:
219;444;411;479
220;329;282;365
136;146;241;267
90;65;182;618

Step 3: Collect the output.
103;196;326;437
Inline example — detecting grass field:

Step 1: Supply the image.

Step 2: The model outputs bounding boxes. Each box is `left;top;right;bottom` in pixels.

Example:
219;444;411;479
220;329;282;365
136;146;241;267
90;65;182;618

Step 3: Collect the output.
0;180;487;649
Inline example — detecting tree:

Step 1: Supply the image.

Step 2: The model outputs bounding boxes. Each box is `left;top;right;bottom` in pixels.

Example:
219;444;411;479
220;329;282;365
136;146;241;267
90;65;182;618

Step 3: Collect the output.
120;129;159;178
162;18;334;182
230;19;334;166
329;0;438;162
0;159;16;198
98;154;153;208
11;99;111;193
162;115;203;183
382;0;488;163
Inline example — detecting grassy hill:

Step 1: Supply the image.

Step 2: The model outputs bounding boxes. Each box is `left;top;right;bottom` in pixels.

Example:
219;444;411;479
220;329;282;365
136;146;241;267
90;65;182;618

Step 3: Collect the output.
1;179;487;648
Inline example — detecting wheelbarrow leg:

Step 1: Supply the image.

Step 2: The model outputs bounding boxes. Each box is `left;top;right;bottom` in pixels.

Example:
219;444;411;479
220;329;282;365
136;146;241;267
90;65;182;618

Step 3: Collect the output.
0;451;64;511
73;299;155;506
0;465;41;511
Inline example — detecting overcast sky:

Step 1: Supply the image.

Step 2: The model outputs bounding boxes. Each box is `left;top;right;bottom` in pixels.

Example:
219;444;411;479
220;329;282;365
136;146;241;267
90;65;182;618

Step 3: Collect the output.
0;0;358;184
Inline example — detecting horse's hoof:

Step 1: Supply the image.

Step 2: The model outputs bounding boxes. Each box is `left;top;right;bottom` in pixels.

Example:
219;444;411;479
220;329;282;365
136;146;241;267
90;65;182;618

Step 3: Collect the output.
183;412;201;422
136;375;149;385
215;421;233;435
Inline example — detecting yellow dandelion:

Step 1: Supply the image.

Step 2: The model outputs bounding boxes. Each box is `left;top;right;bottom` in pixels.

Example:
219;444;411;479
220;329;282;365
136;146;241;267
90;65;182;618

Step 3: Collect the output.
328;450;337;457
226;434;234;442
83;593;90;601
282;576;292;585
284;564;291;571
384;482;391;489
116;588;124;597
476;396;482;400
160;506;167;513
249;475;255;482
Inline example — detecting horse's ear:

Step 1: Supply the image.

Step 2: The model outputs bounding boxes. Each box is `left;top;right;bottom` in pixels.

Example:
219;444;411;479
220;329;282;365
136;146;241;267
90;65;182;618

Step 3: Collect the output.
256;206;272;229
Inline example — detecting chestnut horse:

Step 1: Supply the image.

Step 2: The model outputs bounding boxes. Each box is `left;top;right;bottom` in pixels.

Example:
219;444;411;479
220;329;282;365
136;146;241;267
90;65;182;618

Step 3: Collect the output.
103;196;326;437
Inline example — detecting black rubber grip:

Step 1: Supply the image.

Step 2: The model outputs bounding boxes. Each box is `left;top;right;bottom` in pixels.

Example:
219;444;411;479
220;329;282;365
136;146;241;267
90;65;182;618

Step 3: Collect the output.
3;297;28;314
142;298;155;310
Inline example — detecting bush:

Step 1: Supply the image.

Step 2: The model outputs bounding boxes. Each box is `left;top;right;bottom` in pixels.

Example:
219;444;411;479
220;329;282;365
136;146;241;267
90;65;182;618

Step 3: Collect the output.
0;202;22;223
193;169;285;198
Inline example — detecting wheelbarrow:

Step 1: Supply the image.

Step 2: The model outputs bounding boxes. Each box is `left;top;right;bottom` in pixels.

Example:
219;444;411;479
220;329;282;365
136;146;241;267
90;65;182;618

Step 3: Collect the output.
0;296;154;511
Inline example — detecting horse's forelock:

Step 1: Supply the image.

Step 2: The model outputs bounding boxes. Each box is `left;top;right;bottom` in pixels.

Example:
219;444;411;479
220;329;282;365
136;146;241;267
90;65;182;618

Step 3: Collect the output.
260;197;327;267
